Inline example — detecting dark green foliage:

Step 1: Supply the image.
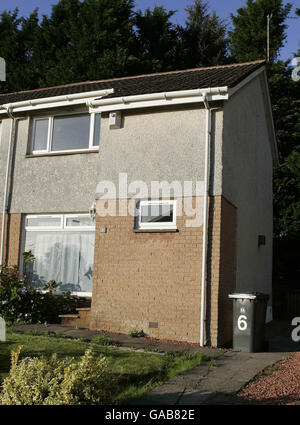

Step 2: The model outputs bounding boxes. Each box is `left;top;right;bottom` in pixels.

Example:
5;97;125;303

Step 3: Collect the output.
0;0;230;93
133;6;182;73
0;263;76;325
0;8;41;93
35;0;137;87
182;0;228;67
229;0;292;63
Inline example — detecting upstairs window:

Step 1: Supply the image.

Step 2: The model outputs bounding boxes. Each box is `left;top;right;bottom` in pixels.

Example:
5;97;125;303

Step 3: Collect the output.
136;200;177;230
30;112;100;154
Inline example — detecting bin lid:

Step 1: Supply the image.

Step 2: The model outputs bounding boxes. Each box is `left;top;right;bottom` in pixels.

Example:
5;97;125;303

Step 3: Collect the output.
228;292;269;300
228;293;257;299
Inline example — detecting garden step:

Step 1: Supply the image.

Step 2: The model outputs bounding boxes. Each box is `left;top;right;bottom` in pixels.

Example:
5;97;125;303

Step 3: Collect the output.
58;314;79;318
76;308;91;312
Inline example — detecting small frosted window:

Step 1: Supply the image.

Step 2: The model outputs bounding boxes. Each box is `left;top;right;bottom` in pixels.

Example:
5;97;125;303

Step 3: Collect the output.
32;119;48;151
52;114;90;151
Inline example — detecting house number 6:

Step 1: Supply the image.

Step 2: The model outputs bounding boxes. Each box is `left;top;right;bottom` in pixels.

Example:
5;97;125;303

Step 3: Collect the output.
238;315;247;331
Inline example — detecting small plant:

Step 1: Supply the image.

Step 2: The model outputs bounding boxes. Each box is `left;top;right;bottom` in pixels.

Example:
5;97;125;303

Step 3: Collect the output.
128;329;145;338
0;252;76;325
0;347;115;405
92;333;111;346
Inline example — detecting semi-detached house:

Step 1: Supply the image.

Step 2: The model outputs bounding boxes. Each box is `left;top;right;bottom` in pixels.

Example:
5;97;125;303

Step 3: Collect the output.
0;60;277;347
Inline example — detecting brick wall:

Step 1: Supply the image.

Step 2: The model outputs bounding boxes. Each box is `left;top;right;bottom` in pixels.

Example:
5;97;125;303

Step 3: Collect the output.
206;197;237;346
0;213;22;267
89;196;237;346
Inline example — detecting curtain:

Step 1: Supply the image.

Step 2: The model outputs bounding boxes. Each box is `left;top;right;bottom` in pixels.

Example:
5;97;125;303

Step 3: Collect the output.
25;231;94;293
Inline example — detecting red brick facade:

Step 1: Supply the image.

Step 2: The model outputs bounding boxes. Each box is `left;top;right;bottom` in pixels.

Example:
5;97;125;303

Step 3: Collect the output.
90;196;237;346
0;213;22;267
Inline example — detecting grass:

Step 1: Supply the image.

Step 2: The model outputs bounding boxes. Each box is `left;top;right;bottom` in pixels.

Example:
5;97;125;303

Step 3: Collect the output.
0;328;210;404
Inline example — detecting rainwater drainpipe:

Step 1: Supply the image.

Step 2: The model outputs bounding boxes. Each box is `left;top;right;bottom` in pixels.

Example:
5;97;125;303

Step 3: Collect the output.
200;93;212;347
0;106;15;266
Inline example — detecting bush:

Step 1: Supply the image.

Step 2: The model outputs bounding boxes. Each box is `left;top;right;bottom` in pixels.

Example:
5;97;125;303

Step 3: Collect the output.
0;346;114;405
0;258;76;325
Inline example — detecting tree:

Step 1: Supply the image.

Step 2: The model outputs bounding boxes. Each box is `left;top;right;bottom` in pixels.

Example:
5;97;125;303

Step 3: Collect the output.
0;8;41;93
182;0;228;67
271;58;300;238
229;1;300;302
229;0;292;63
133;6;182;73
36;0;137;87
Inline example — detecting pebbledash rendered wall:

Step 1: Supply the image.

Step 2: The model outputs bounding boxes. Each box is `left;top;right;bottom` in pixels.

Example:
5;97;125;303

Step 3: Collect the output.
222;74;274;319
0;73;274;346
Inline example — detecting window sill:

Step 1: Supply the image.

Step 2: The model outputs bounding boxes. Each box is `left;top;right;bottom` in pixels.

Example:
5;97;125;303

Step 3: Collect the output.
134;228;178;233
26;149;99;158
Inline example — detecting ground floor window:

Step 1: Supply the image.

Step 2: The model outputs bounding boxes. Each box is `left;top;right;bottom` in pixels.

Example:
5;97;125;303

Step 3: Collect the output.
136;200;177;230
23;214;95;296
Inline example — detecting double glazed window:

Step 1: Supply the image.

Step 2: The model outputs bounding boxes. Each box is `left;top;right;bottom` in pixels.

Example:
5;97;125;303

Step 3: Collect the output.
30;113;100;154
23;214;95;295
136;200;177;230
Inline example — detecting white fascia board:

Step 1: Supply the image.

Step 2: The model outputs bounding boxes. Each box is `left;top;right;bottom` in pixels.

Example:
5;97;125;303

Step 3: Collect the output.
0;88;114;115
88;87;229;113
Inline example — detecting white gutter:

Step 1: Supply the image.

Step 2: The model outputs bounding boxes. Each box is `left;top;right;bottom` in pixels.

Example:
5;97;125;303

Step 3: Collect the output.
88;87;228;113
200;94;211;347
0;107;14;266
0;88;114;115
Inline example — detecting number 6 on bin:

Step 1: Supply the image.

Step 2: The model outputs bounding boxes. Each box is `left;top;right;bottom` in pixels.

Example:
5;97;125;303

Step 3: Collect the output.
238;315;247;331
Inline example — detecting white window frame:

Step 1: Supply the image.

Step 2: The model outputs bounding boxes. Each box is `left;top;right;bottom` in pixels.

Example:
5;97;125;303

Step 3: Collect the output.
136;200;177;230
30;112;100;155
23;213;95;297
25;214;95;232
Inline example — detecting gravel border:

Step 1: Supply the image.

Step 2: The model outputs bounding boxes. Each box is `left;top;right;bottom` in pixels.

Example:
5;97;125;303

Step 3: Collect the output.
232;352;300;405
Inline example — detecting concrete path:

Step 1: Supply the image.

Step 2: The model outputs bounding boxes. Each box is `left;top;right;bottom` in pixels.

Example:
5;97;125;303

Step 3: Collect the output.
133;350;289;405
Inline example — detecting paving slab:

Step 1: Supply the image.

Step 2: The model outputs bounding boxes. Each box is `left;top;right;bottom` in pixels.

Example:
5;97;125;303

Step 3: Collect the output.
133;350;290;405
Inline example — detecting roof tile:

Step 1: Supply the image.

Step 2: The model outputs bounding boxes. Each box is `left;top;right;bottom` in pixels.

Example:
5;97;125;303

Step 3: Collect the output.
0;60;265;105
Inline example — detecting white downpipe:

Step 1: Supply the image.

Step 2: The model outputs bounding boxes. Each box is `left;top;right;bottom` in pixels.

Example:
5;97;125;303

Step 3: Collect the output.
200;95;211;347
0;109;14;266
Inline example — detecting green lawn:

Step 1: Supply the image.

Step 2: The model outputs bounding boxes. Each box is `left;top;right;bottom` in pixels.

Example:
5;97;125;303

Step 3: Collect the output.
0;329;210;404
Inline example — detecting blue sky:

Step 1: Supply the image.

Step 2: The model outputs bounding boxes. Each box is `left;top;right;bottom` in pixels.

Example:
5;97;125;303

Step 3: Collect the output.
0;0;299;61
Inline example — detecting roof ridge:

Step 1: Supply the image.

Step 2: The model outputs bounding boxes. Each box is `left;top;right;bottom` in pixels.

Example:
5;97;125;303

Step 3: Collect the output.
0;60;266;99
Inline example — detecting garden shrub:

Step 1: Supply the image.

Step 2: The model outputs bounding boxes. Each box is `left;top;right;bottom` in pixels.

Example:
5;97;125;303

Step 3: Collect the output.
0;346;114;405
0;254;76;325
